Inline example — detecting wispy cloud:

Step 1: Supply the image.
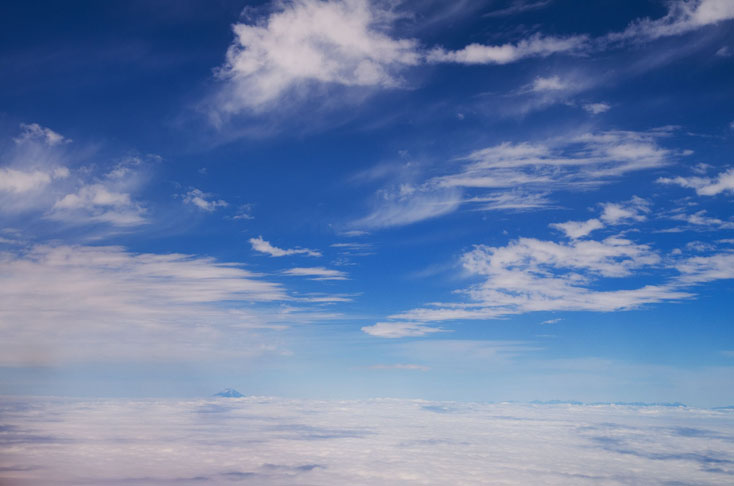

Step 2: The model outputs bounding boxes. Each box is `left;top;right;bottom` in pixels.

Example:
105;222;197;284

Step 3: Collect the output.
605;0;734;44
361;321;446;338
550;197;650;239
1;124;150;227
427;34;588;65
386;234;690;323
13;122;70;146
583;102;611;115
439;130;677;190
657;168;734;196
0;244;289;364
353;130;679;229
0;166;69;194
250;236;321;257
354;185;462;229
483;0;552;18
530;75;569;92
669;209;734;231
282;267;347;280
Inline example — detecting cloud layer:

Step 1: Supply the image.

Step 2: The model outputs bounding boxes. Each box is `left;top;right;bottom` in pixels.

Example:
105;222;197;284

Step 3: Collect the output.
1;397;732;485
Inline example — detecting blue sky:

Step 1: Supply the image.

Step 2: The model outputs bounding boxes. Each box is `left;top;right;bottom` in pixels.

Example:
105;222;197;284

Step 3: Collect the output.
1;0;733;406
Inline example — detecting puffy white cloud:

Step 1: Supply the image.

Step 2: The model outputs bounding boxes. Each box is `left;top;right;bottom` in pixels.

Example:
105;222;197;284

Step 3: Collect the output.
282;266;347;280
427;34;588;65
250;236;321;257
2;125;152;228
207;0;734;120
214;0;420;113
657;168;734;196
50;182;146;226
182;188;228;211
46;157;150;227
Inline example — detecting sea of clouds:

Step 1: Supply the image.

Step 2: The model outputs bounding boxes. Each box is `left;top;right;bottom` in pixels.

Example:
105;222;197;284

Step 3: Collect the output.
1;397;733;485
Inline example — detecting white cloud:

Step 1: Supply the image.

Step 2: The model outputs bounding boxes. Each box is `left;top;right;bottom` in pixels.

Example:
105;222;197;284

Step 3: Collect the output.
47;158;150;227
353;185;462;229
233;203;255;220
183;188;229;211
387;236;694;324
675;251;734;284
250;236;321;257
670;209;734;230
531;75;568;92
540;318;561;325
0;244;289;364
1;124;72;214
657;168;734;196
381;221;734;328
464;191;553;211
582;102;611;114
282;266;347;280
427;33;588;64
51;183;146;226
13;122;70;146
1;126;153;228
437;130;676;191
207;0;734;120
600;197;650;224
0;167;68;194
607;0;734;43
361;321;445;338
550;218;603;239
483;0;552;18
4;397;734;485
213;0;420;114
354;130;676;229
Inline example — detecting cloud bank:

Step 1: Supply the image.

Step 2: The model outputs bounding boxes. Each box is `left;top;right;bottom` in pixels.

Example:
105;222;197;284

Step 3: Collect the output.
1;397;732;485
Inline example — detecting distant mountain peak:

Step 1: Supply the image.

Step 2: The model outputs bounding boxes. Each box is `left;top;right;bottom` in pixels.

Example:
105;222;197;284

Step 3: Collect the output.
213;388;244;398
